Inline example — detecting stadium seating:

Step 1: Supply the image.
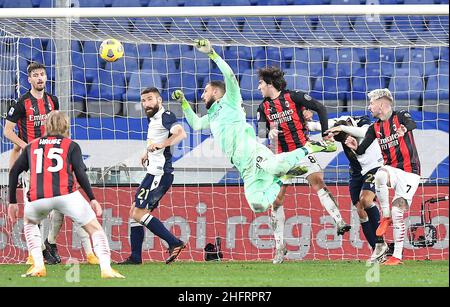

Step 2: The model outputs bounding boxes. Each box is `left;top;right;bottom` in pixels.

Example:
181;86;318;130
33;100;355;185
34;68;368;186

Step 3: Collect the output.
388;67;423;100
350;67;388;100
312;67;349;100
123;70;163;102
2;0;33;8
88;69;126;101
240;70;261;100
283;68;311;92
424;74;449;100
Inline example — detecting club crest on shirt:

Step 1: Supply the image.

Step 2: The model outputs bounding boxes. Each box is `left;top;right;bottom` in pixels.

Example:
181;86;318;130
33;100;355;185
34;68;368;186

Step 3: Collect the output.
304;94;312;101
285;101;290;108
8;107;15;116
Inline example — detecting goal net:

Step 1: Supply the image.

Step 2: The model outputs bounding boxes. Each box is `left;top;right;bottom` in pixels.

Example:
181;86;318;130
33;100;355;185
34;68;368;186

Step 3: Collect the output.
0;4;448;263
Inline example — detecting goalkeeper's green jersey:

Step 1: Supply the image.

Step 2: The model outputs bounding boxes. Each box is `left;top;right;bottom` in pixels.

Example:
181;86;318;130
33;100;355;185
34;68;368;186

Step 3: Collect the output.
181;54;257;174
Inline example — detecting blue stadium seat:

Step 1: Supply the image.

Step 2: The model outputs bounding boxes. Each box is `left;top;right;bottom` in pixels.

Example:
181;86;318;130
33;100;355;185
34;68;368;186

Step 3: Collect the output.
402;48;437;76
71;68;88;102
330;0;362;3
252;47;284;70
206;17;242;38
424;74;449;100
240;70;260;101
75;0;107;7
388;16;426;42
18;38;46;61
312;68;349;100
223;46;252;74
292;48;324;77
88;69;126;101
403;0;435;3
388;68;423;100
0;71;16;100
290;0;319;3
184;0;216;5
241;17;278;41
166;72;200;101
218;0;252;5
2;0;33;7
283;69;311;92
148;0;181;6
124;70;163;102
278;17;315;44
111;0;143;6
326;48;362;77
83;53;102;82
141;51;177;76
315;16;353;42
351;16;388;44
350;67;388;100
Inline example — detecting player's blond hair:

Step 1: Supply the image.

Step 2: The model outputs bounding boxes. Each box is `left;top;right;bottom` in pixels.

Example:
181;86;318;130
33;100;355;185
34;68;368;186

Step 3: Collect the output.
368;88;393;103
45;111;70;137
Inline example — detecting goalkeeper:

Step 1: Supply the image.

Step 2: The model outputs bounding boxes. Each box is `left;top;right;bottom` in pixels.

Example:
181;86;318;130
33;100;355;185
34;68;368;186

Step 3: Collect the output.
172;39;337;213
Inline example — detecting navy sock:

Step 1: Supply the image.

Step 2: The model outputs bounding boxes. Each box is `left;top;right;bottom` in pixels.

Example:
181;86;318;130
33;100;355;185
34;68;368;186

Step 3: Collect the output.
130;223;144;262
365;206;381;234
361;221;376;249
141;214;181;248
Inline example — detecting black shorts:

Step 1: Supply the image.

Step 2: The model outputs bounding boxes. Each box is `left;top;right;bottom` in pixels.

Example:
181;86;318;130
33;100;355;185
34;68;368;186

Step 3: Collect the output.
349;167;379;206
134;173;174;211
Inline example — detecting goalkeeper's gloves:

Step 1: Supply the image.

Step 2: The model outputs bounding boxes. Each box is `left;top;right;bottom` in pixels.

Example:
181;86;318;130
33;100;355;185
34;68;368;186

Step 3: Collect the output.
194;39;218;60
268;128;280;141
171;90;190;110
304;140;337;154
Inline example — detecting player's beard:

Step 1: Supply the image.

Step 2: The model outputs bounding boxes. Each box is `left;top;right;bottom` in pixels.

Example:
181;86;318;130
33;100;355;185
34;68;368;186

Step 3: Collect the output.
205;97;216;110
145;105;160;118
34;83;45;92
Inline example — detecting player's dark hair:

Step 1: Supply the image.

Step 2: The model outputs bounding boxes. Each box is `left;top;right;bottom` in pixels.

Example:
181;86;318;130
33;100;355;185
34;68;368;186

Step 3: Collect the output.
333;120;350;143
258;66;287;91
208;80;226;94
141;87;161;97
27;62;46;76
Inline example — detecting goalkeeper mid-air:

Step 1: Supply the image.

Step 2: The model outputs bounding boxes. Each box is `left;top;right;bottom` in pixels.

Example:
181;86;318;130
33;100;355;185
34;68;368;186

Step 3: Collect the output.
172;39;337;213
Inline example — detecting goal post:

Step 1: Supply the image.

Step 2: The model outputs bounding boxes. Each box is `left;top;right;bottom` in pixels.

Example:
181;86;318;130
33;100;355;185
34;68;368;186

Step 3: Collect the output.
0;4;448;263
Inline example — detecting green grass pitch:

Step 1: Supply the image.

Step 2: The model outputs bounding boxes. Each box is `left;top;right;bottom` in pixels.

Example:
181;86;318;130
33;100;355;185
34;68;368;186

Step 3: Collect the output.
0;260;448;287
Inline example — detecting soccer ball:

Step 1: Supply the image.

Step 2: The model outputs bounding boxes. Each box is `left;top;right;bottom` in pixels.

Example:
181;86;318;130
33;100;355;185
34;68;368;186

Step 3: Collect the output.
99;38;124;62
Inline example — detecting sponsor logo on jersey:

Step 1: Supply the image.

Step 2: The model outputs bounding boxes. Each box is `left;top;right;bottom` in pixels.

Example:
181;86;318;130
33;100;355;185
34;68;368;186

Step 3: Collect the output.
8;107;15;117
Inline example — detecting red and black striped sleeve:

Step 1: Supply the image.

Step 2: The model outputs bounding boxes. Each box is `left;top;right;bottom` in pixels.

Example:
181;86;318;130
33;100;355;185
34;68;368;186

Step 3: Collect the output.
289;91;329;136
8;145;30;204
5;99;26;124
69;142;95;201
355;124;377;155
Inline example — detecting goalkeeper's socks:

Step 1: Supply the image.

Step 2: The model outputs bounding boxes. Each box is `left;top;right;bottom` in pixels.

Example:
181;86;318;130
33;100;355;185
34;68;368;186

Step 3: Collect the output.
360;218;376;249
130;221;144;262
365;204;381;235
140;213;181;247
24;223;45;269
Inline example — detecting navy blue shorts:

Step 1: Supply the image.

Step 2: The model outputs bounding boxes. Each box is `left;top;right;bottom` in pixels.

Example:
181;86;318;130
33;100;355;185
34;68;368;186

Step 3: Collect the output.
349;167;379;206
134;173;174;211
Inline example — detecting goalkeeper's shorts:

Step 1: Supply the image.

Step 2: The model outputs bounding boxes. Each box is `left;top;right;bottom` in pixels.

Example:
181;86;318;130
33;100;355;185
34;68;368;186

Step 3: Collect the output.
134;173;174;211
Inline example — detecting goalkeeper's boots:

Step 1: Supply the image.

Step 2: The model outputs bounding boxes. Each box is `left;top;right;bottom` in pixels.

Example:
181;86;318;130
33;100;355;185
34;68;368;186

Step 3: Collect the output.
368;242;389;264
22;265;46;278
272;243;288;264
336;221;351;236
86;252;100;265
376;217;392;237
165;241;187;264
284;165;309;179
101;268;125;279
382;256;403;266
44;239;61;264
304;140;337;154
117;256;142;265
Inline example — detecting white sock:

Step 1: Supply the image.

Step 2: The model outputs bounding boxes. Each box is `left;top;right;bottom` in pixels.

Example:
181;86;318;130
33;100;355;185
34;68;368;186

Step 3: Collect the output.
271;206;285;249
391;206;406;260
91;230;111;271
24;223;44;268
77;226;93;256
317;188;343;225
375;171;391;218
47;210;64;244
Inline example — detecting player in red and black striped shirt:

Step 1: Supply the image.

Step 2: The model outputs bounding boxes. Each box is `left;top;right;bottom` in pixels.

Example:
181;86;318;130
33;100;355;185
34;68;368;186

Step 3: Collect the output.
4;62;97;265
256;67;350;264
4;62;59;168
346;88;422;265
8;111;124;278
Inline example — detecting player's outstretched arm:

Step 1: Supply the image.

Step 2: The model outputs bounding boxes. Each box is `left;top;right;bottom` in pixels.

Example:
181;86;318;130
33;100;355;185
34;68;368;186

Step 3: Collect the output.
194;39;241;104
172;90;210;131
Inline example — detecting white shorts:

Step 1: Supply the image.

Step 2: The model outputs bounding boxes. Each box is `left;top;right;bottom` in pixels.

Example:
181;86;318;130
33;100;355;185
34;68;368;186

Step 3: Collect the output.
382;165;421;205
24;191;96;226
281;153;322;184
